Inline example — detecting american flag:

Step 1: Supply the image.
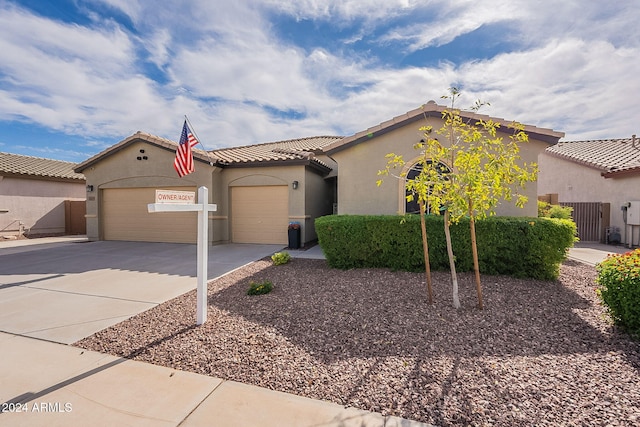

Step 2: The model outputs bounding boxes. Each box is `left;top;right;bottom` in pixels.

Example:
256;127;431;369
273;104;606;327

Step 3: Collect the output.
174;121;198;177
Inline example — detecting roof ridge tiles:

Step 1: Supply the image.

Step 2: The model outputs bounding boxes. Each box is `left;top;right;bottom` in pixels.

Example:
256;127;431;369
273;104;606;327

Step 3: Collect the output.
212;135;342;152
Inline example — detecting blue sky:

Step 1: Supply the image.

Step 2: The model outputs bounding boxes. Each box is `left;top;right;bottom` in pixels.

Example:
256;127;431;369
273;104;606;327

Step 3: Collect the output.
1;0;639;163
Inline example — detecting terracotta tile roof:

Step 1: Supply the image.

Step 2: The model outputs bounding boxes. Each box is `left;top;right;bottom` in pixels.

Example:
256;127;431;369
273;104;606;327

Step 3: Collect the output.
211;136;342;168
0;152;85;181
75;132;341;173
545;137;640;178
325;100;565;154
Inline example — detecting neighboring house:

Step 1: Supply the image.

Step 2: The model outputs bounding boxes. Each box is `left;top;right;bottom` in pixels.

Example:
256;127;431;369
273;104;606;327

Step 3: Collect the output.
325;100;564;218
0;152;86;238
538;136;640;245
74;101;564;245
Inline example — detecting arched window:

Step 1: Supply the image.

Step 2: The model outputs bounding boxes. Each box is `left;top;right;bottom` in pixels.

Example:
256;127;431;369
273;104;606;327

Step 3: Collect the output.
405;161;450;214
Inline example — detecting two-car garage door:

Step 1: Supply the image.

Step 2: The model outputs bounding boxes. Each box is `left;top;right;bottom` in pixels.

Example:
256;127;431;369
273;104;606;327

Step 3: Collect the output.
102;187;197;243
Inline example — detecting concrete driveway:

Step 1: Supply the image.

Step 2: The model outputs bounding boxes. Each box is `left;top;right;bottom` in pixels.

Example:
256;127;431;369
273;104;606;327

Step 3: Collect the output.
0;239;283;344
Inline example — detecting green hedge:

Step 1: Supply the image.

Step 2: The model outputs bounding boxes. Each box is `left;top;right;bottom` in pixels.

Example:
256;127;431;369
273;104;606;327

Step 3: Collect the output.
315;215;576;280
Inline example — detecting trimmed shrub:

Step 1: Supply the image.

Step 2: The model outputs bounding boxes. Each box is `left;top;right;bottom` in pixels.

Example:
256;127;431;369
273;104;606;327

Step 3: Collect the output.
247;280;273;296
596;249;640;337
315;214;576;280
271;251;291;265
538;201;574;220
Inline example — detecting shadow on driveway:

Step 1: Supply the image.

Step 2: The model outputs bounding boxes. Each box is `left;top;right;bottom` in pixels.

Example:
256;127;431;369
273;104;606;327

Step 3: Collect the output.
0;240;282;343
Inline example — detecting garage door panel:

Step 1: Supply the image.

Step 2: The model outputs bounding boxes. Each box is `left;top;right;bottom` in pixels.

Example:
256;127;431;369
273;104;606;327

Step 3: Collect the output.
231;186;288;244
103;187;197;243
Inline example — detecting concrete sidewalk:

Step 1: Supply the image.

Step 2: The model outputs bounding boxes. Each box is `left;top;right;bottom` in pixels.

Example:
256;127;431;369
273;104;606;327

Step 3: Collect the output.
0;332;426;427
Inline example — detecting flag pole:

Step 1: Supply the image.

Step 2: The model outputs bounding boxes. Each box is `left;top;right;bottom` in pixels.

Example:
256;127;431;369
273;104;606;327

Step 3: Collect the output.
184;115;215;166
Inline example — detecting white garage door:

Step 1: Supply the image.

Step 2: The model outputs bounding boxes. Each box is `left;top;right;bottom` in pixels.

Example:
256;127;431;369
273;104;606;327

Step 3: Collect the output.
231;186;288;244
102;187;197;243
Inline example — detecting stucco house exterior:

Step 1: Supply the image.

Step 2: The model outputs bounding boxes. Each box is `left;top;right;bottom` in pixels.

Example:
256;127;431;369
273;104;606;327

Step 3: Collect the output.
538;137;640;245
325;100;564;218
74;132;339;245
0;152;86;238
75;101;564;245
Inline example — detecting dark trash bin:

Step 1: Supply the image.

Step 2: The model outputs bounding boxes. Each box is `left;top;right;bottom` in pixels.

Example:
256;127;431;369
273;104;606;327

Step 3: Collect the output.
288;222;300;249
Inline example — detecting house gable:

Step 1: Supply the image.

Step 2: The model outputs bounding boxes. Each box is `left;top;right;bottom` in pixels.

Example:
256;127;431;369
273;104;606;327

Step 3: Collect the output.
74;131;216;174
325;100;565;156
327;101;564;217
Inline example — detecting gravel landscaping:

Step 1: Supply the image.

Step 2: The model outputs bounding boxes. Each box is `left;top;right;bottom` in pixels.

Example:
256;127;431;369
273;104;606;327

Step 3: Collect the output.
76;257;640;426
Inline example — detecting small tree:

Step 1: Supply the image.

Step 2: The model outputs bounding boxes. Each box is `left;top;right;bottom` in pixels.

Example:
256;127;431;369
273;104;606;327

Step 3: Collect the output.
380;149;440;304
439;89;537;309
379;88;538;309
378;120;454;306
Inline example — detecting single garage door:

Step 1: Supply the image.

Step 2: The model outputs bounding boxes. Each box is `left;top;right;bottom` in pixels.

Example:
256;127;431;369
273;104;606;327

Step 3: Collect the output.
102;187;197;243
231;186;288;244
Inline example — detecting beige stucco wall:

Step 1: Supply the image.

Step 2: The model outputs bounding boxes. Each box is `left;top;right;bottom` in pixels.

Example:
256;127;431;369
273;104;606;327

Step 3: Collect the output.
81;140;218;242
80;136;335;245
538;152;640;244
304;170;334;241
333;116;546;218
221;163;331;244
0;176;85;237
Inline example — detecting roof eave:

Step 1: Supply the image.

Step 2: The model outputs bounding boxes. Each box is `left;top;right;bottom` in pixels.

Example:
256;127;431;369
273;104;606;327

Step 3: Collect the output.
221;158;332;175
602;167;640;179
0;172;86;183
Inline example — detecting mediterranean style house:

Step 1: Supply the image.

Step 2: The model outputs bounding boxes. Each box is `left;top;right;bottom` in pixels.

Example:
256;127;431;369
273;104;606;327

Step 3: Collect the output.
74;101;564;245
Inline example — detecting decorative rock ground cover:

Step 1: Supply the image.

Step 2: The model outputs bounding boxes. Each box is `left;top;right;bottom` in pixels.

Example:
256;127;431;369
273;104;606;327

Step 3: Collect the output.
77;259;640;426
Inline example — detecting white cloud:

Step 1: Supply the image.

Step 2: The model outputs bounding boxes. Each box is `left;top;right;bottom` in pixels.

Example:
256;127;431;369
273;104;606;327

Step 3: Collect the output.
0;0;639;164
259;0;419;22
0;3;133;74
86;0;143;22
143;28;172;69
378;1;520;50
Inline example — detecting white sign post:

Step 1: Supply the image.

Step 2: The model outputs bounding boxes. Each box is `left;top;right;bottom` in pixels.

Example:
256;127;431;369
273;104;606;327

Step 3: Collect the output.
148;186;217;325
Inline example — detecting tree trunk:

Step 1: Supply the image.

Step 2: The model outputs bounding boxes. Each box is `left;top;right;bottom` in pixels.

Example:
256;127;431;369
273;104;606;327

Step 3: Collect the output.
443;209;460;309
468;199;484;310
419;200;434;304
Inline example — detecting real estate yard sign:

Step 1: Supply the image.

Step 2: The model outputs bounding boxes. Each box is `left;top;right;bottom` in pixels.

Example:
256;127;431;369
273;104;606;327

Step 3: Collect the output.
148;187;217;325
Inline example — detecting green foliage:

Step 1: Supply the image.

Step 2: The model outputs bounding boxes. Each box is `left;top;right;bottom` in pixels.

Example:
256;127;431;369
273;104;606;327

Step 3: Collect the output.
378;88;538;223
271;251;291;265
596;249;640;337
247;280;273;296
315;214;576;280
538;200;549;217
538;201;574;219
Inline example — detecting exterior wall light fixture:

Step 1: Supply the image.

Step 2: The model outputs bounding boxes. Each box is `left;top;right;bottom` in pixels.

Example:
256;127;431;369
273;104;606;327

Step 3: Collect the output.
292;181;299;190
86;185;94;192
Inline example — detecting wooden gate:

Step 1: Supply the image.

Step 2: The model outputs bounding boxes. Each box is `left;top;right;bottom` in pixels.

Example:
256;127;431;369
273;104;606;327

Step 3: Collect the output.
65;200;86;235
560;202;610;242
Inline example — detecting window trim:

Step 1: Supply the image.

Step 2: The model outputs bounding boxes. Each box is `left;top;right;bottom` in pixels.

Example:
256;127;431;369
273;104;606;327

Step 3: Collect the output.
400;158;451;215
